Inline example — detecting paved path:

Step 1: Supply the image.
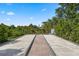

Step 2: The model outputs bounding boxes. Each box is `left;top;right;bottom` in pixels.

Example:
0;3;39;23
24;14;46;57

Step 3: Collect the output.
28;35;55;56
1;34;79;56
44;35;79;56
0;35;35;56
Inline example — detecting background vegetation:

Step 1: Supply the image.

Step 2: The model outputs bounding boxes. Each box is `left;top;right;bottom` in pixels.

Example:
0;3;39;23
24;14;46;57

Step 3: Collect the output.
0;3;79;44
0;23;44;43
42;3;79;44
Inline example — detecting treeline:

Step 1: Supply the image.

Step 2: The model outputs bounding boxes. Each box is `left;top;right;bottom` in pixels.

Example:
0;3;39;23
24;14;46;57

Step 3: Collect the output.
0;23;43;43
1;3;79;44
42;3;79;44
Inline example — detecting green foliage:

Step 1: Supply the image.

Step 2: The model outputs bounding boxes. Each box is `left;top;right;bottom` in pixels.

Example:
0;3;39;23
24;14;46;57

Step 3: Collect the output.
42;19;53;34
0;23;44;43
0;23;8;43
42;3;79;44
53;3;79;44
1;3;79;44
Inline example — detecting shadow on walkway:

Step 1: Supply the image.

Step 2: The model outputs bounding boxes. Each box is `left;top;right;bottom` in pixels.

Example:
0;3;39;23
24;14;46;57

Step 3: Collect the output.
0;40;20;47
0;48;23;56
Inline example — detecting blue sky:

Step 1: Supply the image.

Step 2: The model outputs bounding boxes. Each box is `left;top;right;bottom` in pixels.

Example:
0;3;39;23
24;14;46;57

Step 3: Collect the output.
0;3;59;26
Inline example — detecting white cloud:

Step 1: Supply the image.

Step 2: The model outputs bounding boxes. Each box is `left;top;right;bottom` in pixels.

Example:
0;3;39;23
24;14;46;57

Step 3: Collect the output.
29;17;33;20
6;18;10;21
4;18;10;21
1;11;15;16
7;11;15;16
41;8;47;12
1;11;5;14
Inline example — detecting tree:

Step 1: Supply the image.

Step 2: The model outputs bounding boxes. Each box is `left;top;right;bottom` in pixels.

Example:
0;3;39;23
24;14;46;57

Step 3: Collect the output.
0;23;8;43
53;3;79;43
42;19;53;34
41;3;79;44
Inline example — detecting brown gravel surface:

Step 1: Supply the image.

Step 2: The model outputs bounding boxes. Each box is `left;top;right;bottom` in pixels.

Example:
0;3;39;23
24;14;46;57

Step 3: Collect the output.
28;35;55;56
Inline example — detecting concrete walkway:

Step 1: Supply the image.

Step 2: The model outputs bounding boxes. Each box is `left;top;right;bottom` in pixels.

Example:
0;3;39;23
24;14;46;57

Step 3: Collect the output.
44;35;79;56
28;35;55;56
1;34;79;56
0;35;35;56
